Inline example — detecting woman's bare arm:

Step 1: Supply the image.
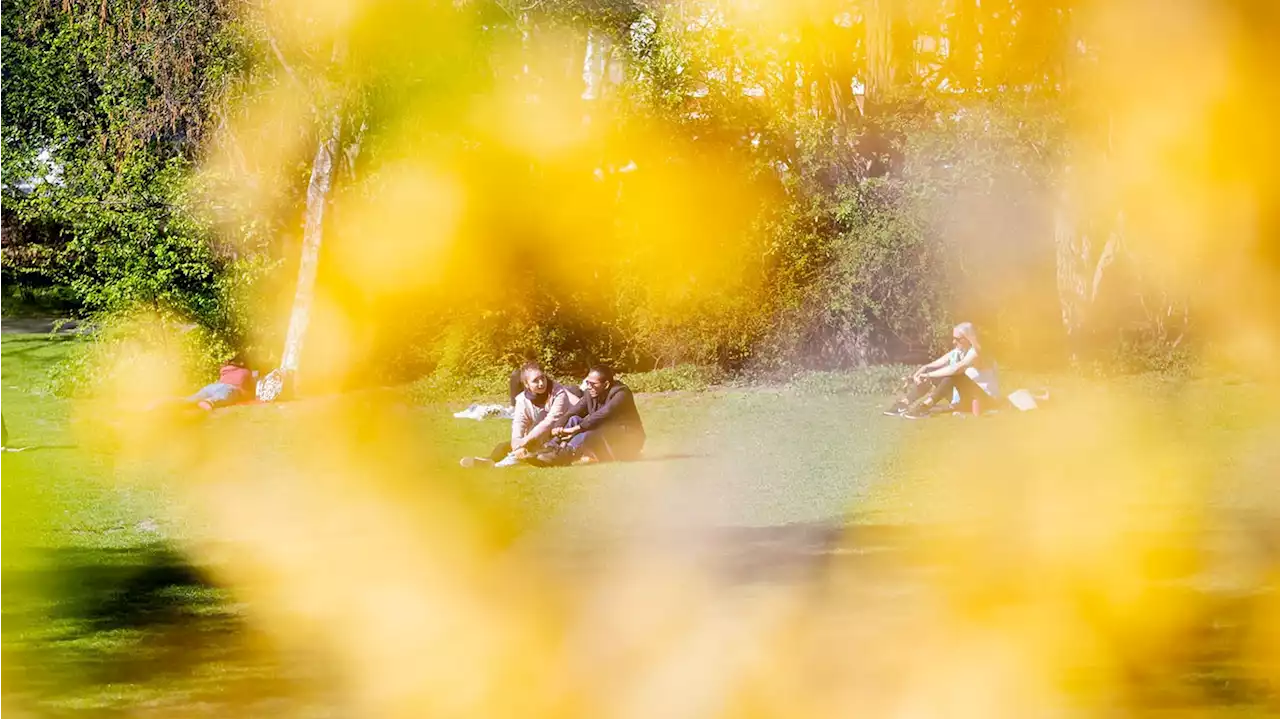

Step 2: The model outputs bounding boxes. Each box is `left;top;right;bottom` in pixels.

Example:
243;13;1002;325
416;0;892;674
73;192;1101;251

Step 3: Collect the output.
925;348;976;378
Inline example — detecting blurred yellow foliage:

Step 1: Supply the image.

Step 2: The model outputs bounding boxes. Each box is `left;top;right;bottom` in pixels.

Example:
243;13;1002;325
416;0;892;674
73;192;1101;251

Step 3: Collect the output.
46;0;1280;715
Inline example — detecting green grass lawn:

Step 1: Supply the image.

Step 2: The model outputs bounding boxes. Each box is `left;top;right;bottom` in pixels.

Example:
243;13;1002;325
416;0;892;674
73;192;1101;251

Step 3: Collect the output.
3;333;1276;715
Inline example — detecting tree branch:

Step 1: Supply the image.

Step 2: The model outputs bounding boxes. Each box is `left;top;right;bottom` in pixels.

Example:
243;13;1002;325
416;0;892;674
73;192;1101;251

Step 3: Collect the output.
266;31;304;92
1089;212;1124;304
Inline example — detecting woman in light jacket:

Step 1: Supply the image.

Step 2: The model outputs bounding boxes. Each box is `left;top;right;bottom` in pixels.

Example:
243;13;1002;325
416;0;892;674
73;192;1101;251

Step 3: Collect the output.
461;362;581;467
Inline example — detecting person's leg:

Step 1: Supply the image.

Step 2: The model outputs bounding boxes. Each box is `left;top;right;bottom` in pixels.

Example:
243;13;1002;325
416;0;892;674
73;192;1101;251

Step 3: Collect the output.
186;384;214;404
925;376;958;406
886;376;932;414
902;376;956;419
950;373;990;414
184;383;227;411
567;429;613;463
488;441;513;462
462;440;512;468
527;416;581;466
905;374;992;418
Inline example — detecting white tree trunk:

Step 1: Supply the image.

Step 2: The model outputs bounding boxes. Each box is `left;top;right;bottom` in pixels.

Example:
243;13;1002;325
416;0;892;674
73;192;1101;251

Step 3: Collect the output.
1055;193;1123;356
279;111;343;374
520;12;531;80
581;29;611;101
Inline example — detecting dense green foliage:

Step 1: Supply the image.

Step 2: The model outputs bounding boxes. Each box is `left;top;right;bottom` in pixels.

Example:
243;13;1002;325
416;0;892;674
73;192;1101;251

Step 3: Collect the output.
2;0;1185;391
1;0;264;334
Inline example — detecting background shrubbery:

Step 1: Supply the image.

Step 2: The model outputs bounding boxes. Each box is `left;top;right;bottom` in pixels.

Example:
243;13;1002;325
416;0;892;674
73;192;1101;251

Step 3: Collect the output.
2;0;1196;396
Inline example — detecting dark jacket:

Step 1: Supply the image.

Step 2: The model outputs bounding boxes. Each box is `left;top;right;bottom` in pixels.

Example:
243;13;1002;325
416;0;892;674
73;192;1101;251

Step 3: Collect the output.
566;381;645;438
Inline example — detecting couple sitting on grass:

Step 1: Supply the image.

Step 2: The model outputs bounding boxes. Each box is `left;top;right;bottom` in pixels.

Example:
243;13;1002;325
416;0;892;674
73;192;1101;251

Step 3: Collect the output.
884;322;1002;419
461;362;646;468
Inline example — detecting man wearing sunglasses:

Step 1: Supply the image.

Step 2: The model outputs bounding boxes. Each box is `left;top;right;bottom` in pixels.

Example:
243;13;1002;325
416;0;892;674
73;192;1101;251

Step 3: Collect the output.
548;364;645;464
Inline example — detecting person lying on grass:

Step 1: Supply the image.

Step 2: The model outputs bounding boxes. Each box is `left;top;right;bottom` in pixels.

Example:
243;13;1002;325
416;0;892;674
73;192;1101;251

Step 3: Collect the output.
884;322;1001;419
184;355;257;411
540;364;646;465
460;362;581;468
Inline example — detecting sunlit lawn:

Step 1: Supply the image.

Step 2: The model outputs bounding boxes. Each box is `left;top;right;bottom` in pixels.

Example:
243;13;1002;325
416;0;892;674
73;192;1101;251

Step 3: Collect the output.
3;333;1273;715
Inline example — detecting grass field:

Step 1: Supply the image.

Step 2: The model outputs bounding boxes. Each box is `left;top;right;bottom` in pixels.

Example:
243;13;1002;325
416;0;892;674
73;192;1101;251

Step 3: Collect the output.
3;333;1277;716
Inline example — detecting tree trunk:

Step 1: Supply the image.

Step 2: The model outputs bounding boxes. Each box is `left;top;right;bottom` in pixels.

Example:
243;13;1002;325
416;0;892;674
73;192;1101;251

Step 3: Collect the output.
581;29;610;101
342;117;368;180
520;12;531;80
1055;193;1123;359
864;0;894;102
279;111;343;374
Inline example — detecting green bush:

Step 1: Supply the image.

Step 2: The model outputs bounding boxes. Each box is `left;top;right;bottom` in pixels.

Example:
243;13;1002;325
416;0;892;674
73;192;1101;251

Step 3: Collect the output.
405;364;517;405
1106;336;1198;378
46;311;234;399
749;173;951;371
620;365;725;393
2;0;259;341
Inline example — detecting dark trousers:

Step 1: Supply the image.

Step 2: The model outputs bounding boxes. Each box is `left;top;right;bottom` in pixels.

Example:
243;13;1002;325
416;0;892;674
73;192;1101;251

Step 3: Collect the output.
563;416;644;462
907;373;993;412
488;441;513;462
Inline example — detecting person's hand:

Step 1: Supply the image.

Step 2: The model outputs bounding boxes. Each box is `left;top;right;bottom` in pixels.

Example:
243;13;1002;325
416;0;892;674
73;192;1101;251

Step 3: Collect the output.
561;424;580;436
551;426;566;437
512;447;531;460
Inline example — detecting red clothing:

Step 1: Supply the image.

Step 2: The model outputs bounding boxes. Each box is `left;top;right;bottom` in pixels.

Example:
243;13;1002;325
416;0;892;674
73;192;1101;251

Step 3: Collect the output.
219;364;253;391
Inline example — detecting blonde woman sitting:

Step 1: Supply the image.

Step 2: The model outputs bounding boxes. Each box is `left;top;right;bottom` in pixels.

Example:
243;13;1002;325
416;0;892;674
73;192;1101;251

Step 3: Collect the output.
885;322;1001;419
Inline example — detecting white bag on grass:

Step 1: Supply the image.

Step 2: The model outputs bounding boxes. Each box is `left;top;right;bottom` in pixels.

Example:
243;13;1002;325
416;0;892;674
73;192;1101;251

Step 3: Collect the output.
256;368;289;402
1006;388;1050;411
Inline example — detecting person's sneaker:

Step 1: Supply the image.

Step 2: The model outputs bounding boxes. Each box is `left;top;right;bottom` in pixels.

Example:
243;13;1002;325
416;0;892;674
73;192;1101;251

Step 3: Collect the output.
459;456;493;468
532;449;561;467
573;454;599;466
494;454;522;468
882;401;909;417
901;405;932;420
453;404;480;420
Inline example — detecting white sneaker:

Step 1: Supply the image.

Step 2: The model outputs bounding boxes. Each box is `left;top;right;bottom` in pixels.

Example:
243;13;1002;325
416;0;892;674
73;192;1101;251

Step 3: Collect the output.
453;404;480;420
494;454;522;468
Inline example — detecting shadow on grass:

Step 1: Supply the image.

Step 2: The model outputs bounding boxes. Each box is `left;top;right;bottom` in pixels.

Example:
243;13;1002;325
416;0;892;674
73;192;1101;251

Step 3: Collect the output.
3;526;1274;714
3;542;340;711
0;333;81;357
2;543;328;713
43;546;220;631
